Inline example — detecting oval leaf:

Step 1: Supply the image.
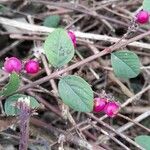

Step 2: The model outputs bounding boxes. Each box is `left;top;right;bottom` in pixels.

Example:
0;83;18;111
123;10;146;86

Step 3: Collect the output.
142;0;150;12
44;28;75;68
43;15;60;28
58;75;94;112
4;94;40;116
0;4;7;13
135;135;150;150
111;50;140;78
0;73;20;97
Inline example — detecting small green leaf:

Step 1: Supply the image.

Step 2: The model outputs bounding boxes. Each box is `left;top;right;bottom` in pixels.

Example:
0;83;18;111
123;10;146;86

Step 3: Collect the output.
135;135;150;150
4;94;40;116
44;28;75;68
0;73;20;97
111;50;140;78
0;4;7;13
43;15;60;28
142;0;150;12
58;75;94;112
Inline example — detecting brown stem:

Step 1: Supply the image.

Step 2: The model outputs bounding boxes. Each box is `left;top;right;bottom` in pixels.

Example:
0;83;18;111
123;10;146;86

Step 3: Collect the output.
19;102;31;150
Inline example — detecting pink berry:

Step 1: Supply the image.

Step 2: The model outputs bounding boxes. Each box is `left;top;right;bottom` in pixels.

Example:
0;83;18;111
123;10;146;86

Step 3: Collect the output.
4;57;22;73
93;98;107;112
68;31;76;47
136;10;149;24
104;101;120;118
24;60;40;74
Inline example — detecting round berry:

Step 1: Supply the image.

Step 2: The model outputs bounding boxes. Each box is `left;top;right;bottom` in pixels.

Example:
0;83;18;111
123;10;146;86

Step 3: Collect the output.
68;31;76;47
136;10;149;24
4;57;22;73
104;101;120;118
93;98;107;112
24;60;40;74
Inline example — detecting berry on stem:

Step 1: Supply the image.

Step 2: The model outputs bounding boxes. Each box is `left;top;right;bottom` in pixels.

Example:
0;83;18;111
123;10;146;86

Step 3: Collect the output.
104;101;120;118
4;57;22;73
68;31;76;47
93;98;107;112
136;10;149;24
24;60;40;74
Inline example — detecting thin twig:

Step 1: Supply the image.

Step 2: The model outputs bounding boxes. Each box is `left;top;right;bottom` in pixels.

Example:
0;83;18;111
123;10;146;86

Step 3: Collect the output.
117;111;150;133
0;17;150;49
121;85;150;107
94;125;130;150
0;40;23;57
87;113;145;150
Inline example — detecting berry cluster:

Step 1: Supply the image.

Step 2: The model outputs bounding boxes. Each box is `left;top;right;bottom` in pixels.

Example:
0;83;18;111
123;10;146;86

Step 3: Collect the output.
93;97;120;118
3;57;40;75
136;10;150;24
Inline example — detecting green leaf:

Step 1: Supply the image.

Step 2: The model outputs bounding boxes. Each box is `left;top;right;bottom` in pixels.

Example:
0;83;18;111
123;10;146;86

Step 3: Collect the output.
142;0;150;12
0;73;20;97
111;50;140;78
0;4;7;13
135;135;150;150
4;94;40;116
44;28;75;68
58;75;94;112
43;15;60;28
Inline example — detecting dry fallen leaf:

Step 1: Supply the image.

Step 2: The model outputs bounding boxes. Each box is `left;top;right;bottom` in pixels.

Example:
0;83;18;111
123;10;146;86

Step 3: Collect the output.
0;116;18;132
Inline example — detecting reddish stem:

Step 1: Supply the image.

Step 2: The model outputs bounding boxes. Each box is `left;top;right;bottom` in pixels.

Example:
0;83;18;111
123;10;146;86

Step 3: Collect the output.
18;102;31;150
